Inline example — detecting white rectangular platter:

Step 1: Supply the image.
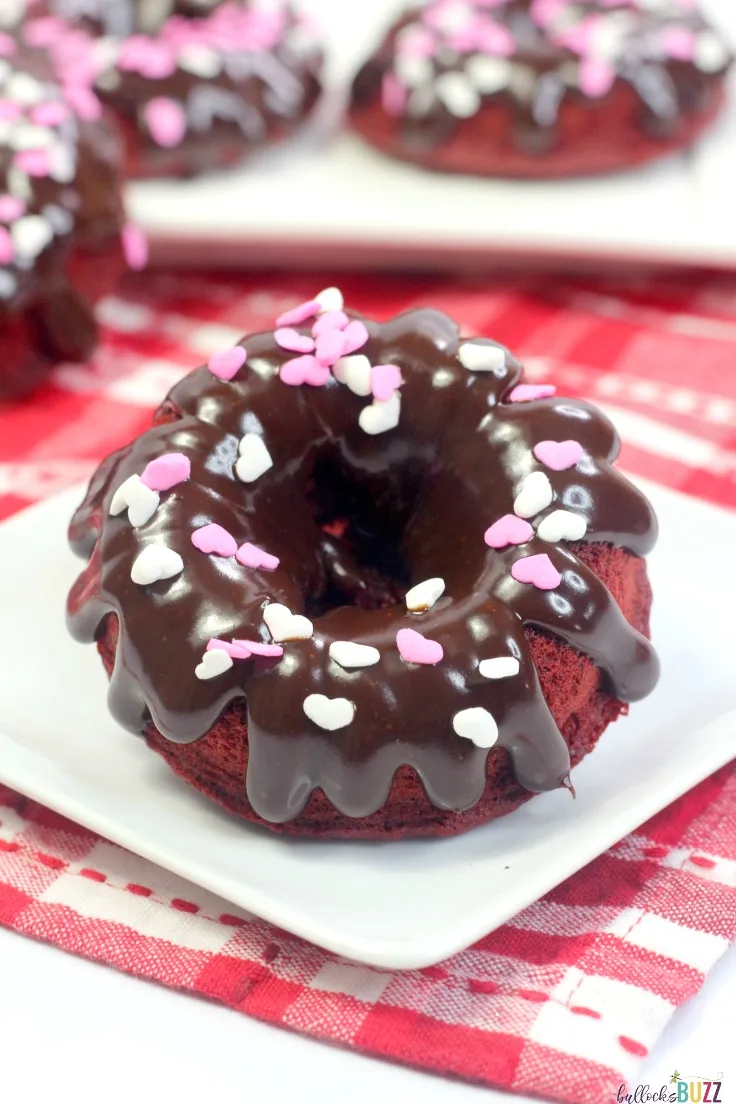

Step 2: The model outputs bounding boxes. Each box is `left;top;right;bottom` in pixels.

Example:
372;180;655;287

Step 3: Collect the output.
127;0;736;271
0;479;734;969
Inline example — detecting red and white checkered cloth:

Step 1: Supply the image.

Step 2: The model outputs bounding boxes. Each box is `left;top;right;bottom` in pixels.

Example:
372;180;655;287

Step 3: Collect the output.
1;269;735;1104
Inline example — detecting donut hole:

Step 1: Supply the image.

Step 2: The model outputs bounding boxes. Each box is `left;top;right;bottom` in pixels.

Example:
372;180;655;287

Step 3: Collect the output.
305;455;417;616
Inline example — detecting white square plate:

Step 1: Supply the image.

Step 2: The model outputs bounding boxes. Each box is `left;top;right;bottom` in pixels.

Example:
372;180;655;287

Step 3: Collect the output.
0;480;734;969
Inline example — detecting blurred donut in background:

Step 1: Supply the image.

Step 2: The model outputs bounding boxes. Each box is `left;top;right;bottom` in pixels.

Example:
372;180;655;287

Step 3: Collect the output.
0;38;127;399
350;0;733;178
19;0;324;178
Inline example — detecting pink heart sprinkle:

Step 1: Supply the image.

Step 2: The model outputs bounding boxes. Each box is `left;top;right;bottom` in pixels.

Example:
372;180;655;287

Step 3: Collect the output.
342;320;369;355
280;355;331;387
0;194;25;222
484;514;534;550
315;328;347;366
141;452;191;491
511;554;562;591
144;97;187;148
275;299;321;327
208;346;246;381
207;638;252;660
579;57;615;99
371;363;403;402
23;17;65;47
312;311;349;336
507;384;556;403
0;32;16;57
121;223;148;271
63;84;101;122
0;100;22;121
382;71;407;117
14;149;52;177
397;628;444;666
235;542;280;571
30;101;70;127
533;439;584;472
661;25;695;61
0;227;13;264
275;327;315;354
192;523;238;558
232;640;284;658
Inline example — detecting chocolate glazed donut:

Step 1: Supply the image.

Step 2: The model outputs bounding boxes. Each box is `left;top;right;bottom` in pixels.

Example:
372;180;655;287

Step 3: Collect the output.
67;294;659;838
0;40;126;399
350;0;732;178
20;0;324;179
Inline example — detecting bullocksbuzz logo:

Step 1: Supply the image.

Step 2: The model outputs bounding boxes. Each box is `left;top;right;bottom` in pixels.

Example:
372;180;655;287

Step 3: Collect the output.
616;1072;724;1104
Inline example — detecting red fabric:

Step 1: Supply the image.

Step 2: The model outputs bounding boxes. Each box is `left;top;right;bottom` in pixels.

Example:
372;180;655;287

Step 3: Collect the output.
1;269;735;1103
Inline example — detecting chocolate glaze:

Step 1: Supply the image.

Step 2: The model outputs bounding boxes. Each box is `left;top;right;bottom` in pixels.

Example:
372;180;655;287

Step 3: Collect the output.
0;42;124;390
23;0;323;178
351;0;731;173
67;307;659;823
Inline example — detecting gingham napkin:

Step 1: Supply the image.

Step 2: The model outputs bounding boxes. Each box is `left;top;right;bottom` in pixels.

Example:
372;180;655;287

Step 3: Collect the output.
1;270;735;1104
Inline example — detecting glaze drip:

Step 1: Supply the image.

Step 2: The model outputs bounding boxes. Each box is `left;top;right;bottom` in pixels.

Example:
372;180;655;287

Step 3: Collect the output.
67;306;659;823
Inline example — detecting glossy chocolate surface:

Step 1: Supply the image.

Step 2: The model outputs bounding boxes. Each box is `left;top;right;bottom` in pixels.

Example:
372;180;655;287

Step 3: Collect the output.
351;0;731;158
67;307;659;823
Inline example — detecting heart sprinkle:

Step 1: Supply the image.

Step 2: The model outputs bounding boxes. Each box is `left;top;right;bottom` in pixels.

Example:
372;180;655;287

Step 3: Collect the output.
121;223;148;271
140;452;190;492
208;346;246;381
280;355;331;387
232;640;284;658
195;649;233;680
144;96;186;147
315;328;347;366
537;510;588;544
371;363;403;402
507;384;556;403
342;320;369;355
514;472;554;519
329;641;380;668
315;287;344;313
263;603;313;642
191;523;238;558
359;392;401;436
333;354;372;396
511;553;562;591
312;310;349;336
207;639;252;660
397;628;444;665
533;440;584;471
453;707;499;748
109;474;159;528
276;299;321;328
458;342;506;373
236;542;280;571
235;434;273;483
131;544;184;586
275;328;315;354
303;694;355;731
479;657;520;680
484;514;534;549
405;577;445;612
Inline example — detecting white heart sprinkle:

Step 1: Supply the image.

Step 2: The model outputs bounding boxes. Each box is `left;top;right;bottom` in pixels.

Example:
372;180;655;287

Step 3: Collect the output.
695;32;729;72
465;55;511;95
479;657;520;680
315;286;344;313
235;433;273;483
6;73;44;105
9;124;54;151
109;474;160;527
11;215;53;259
514;471;553;519
333;354;372;396
179;46;222;78
263;603;313;642
49;143;75;184
453;707;499;749
405;577;445;612
359;392;401;436
435;71;480;118
395;54;433;87
303;694;355;731
195;648;233;680
329;641;380;668
537;509;588;543
131;544;184;586
458;342;506;373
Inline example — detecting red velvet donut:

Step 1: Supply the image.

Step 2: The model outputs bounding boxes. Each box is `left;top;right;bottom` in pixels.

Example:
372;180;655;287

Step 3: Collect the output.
350;0;732;178
0;38;126;399
20;0;324;178
67;289;659;838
